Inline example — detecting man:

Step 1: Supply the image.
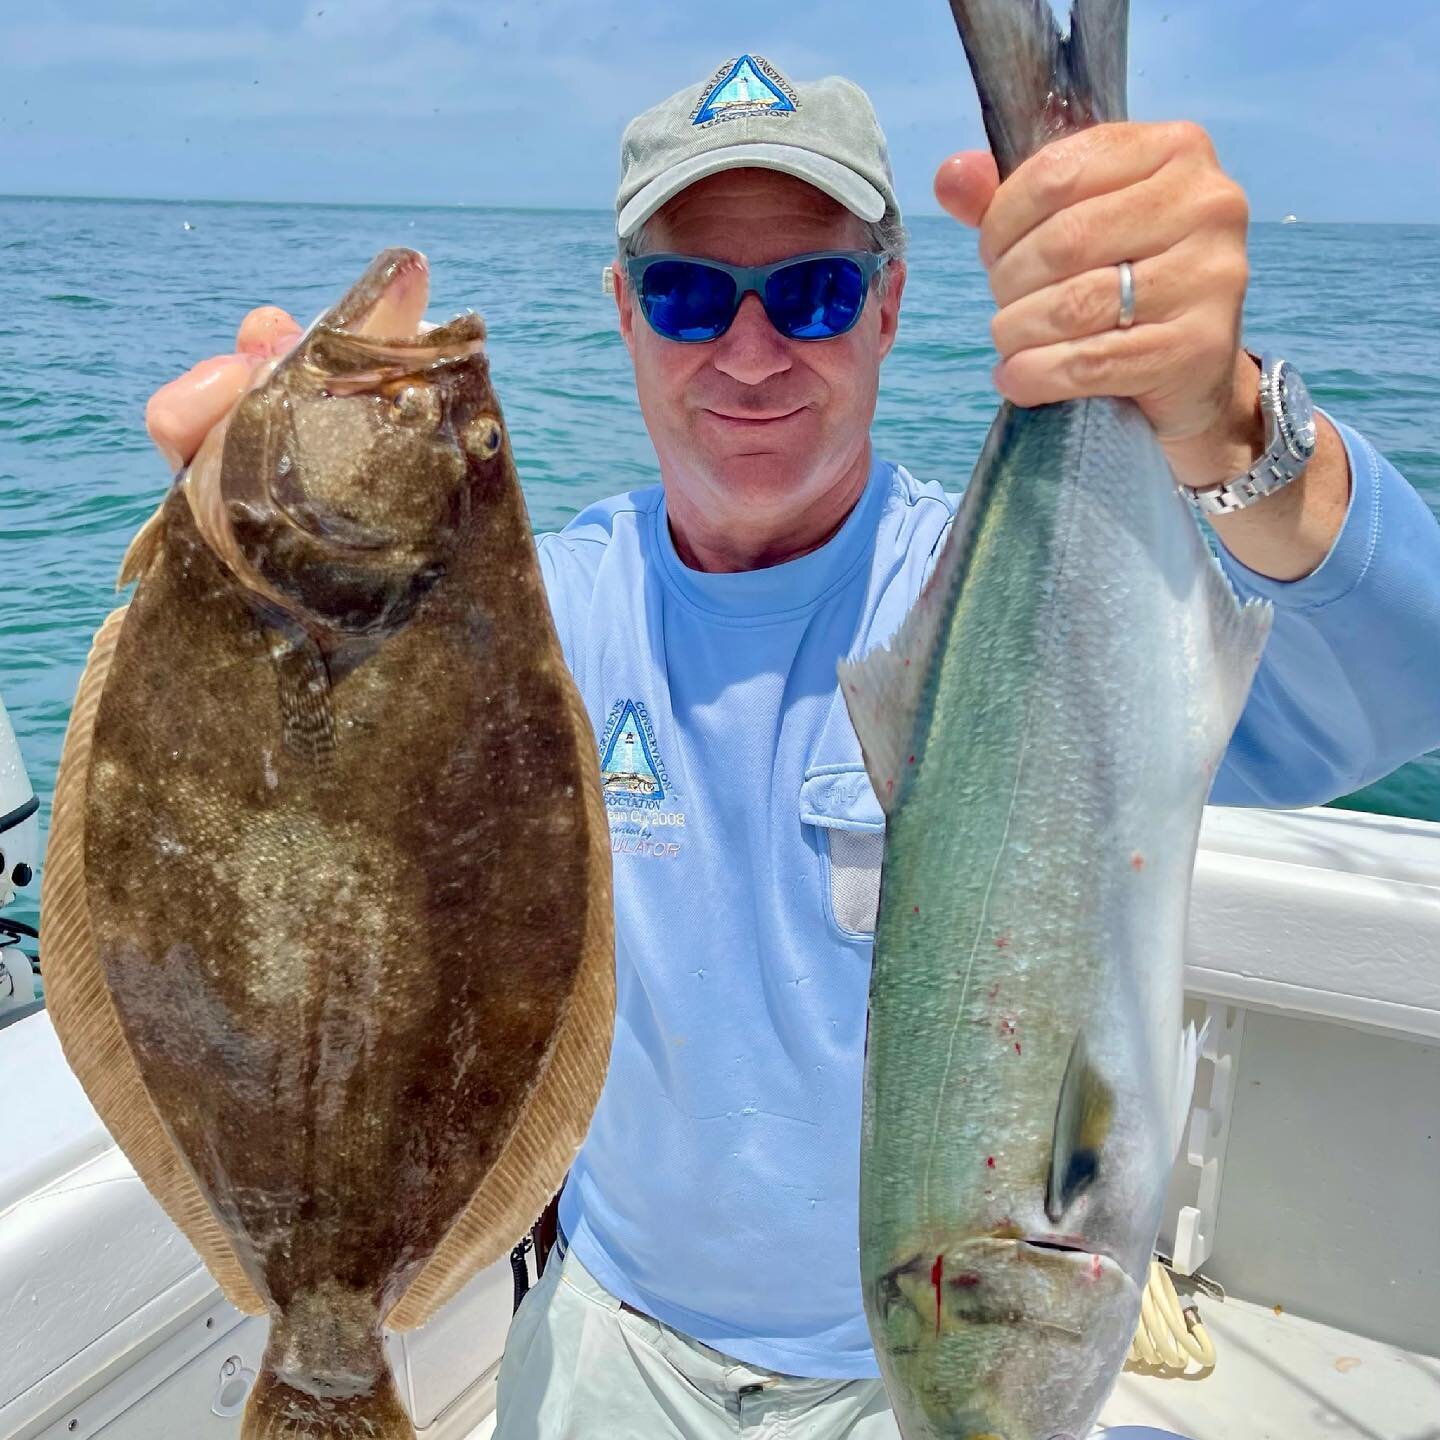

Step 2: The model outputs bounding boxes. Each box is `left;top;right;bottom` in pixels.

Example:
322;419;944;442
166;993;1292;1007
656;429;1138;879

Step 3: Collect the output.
148;54;1440;1440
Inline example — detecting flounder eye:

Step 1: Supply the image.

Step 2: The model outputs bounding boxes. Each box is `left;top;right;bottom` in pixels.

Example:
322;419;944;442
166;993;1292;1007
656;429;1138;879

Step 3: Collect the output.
392;384;440;426
463;416;503;458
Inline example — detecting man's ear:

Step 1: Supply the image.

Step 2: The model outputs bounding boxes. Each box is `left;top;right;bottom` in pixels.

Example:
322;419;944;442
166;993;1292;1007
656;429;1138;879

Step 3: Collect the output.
876;260;906;362
612;264;637;358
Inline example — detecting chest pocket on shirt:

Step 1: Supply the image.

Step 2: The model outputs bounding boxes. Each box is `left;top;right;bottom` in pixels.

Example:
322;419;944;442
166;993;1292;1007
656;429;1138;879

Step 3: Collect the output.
800;764;885;940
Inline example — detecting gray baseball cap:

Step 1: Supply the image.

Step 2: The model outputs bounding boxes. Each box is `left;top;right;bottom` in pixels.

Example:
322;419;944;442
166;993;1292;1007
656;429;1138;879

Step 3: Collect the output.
615;54;899;241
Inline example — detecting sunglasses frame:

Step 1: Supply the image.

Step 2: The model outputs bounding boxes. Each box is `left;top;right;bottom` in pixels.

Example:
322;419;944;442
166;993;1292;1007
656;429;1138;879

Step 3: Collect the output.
622;249;892;343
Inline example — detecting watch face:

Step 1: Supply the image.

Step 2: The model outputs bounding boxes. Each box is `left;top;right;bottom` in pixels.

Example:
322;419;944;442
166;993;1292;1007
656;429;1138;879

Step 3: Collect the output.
1277;363;1317;461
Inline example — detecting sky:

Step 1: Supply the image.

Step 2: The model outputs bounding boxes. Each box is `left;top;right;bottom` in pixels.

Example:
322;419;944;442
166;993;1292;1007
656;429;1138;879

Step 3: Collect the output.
4;1;1439;223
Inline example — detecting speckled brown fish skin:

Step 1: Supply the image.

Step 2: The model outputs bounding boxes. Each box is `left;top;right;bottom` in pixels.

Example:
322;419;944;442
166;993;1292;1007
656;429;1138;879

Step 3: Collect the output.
43;250;614;1439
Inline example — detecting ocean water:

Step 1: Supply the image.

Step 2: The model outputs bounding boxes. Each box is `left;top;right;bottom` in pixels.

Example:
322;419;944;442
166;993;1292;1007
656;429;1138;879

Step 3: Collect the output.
1;197;1438;944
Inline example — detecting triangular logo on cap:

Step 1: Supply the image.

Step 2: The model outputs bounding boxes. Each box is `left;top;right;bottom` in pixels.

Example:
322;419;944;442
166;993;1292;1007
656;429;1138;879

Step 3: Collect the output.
692;54;796;127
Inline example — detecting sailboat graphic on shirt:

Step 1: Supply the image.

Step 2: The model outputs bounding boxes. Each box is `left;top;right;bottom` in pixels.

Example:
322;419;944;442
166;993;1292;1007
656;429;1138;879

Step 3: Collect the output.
600;700;666;799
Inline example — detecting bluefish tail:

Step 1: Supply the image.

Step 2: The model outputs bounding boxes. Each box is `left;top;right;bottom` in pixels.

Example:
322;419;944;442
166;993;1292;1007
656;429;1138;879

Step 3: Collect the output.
241;1331;413;1440
946;0;1130;177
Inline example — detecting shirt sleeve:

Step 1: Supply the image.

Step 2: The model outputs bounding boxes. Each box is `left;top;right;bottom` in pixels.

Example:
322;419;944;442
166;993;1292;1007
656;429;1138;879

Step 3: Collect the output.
1210;418;1440;807
535;533;575;669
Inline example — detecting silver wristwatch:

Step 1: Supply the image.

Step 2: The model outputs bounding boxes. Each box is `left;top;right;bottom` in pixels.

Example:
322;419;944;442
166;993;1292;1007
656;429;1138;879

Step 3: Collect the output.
1186;352;1318;517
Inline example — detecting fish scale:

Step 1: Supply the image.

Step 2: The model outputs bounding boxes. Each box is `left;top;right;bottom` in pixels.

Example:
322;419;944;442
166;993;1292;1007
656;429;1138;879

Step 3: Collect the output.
840;5;1272;1436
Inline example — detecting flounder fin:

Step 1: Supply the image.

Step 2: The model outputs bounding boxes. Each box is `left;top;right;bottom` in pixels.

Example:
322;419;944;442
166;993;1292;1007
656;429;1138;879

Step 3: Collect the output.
386;678;616;1332
946;0;1129;178
267;630;337;768
1046;1031;1114;1223
117;501;168;589
41;605;267;1317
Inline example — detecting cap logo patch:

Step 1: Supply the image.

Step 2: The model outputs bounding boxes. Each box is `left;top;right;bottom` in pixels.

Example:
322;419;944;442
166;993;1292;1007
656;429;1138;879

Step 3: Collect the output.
691;54;796;128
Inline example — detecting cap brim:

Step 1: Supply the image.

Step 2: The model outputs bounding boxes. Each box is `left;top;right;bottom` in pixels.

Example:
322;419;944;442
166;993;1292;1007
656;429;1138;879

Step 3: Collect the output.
617;142;886;240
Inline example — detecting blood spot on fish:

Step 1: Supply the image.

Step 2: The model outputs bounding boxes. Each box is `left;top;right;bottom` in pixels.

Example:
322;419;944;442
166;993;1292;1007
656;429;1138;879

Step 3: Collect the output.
1130;852;1145;871
993;932;1011;951
998;1016;1016;1036
931;1254;944;1335
986;1156;996;1169
908;754;916;765
1014;1042;1023;1055
1091;1254;1103;1280
949;1272;981;1290
904;658;912;668
886;779;894;796
912;905;920;916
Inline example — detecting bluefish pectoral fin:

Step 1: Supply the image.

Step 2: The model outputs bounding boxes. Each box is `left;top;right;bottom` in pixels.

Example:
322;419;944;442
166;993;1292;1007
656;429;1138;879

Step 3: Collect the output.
1196;555;1274;770
1046;1031;1113;1222
946;0;1130;177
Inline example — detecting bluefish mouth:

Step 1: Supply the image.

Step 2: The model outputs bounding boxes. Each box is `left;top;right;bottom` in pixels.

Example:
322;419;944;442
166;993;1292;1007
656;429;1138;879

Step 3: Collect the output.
1012;1236;1128;1281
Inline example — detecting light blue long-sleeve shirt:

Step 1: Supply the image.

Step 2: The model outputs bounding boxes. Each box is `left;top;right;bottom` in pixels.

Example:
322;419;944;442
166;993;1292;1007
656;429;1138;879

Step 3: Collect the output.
537;419;1440;1377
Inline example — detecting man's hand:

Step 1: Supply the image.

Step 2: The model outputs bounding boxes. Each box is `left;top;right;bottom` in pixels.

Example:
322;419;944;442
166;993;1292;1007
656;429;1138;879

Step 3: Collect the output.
145;306;302;469
935;123;1350;582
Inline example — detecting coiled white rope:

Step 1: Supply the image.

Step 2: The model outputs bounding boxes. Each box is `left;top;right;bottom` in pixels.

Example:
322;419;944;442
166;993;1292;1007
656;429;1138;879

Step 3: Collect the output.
1126;1260;1217;1376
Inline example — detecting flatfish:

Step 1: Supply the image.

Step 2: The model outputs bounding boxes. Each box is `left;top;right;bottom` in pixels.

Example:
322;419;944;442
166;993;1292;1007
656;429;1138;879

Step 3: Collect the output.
42;249;614;1439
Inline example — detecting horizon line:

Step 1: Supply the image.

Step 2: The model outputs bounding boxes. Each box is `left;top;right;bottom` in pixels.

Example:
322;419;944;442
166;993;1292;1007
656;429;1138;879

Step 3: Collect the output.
2;192;1428;227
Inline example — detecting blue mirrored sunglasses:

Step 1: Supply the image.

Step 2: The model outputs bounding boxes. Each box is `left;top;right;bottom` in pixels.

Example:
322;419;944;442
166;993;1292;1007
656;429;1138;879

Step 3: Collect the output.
624;250;891;344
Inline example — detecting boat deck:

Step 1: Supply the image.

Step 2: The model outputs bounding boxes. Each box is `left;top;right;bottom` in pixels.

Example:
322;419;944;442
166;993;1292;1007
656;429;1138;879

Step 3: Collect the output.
1102;1290;1440;1440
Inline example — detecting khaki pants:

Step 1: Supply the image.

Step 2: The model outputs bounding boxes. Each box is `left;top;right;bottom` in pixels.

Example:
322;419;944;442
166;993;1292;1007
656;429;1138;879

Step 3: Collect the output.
493;1244;900;1439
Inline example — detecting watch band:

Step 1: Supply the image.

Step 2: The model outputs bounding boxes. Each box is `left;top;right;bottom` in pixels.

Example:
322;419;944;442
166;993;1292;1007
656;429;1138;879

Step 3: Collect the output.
1186;450;1304;517
1185;353;1311;517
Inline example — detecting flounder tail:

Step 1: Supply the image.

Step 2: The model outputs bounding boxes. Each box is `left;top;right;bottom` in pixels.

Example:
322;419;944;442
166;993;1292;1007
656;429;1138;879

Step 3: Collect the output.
242;1308;413;1440
243;1373;412;1440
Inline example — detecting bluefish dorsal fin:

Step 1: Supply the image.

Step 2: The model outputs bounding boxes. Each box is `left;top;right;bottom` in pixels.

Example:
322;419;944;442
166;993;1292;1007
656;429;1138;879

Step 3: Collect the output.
1046;1030;1114;1222
946;0;1130;178
839;407;1027;813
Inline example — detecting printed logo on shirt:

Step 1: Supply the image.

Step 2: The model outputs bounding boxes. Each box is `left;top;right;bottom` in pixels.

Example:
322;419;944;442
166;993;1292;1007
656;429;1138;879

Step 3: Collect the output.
598;699;686;860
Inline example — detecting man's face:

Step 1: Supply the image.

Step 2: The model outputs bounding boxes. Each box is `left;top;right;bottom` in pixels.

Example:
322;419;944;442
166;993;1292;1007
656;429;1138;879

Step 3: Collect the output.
614;168;905;565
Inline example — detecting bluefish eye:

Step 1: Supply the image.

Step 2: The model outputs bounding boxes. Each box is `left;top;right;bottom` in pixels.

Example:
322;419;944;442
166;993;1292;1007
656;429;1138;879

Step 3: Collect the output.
463;416;503;457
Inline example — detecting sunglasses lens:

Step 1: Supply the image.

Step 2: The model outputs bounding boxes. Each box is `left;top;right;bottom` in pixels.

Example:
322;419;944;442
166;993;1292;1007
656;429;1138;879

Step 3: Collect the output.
639;260;738;342
765;256;867;340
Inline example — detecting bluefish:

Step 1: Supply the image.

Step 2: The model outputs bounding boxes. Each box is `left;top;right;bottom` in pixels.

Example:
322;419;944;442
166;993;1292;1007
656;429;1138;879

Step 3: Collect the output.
839;5;1272;1436
42;250;614;1439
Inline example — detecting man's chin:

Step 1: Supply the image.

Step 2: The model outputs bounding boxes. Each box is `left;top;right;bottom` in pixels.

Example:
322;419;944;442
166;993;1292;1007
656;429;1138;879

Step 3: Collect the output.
690;408;820;467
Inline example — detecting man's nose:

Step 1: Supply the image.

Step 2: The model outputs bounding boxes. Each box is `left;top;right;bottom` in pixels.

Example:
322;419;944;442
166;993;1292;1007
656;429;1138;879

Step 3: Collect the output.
710;292;792;386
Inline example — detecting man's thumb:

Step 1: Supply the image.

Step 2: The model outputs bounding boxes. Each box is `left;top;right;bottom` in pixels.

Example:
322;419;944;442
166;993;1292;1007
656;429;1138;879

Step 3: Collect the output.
933;151;1001;229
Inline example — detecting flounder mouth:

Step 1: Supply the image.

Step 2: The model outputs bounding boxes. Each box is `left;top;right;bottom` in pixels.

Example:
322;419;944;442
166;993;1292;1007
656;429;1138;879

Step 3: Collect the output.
303;247;488;390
